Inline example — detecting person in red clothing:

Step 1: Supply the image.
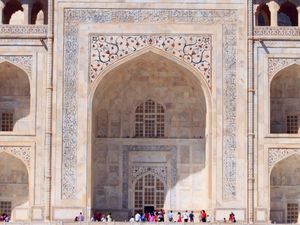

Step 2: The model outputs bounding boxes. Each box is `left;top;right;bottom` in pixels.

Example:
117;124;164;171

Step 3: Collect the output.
200;210;207;222
228;212;236;223
145;211;150;221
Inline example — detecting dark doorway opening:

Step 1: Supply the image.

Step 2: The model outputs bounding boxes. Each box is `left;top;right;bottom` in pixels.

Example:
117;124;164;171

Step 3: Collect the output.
144;206;154;214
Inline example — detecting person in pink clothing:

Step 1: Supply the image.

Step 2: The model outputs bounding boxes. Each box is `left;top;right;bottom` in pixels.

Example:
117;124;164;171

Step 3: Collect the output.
149;212;155;222
177;212;182;222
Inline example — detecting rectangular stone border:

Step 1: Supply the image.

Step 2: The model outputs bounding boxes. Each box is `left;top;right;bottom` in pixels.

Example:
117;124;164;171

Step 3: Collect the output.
62;8;238;200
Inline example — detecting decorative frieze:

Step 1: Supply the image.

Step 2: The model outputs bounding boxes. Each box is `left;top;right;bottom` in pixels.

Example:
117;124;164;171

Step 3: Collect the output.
0;25;47;36
63;8;238;200
90;35;212;86
268;148;300;171
268;58;300;80
0;55;32;75
0;146;31;168
254;26;300;36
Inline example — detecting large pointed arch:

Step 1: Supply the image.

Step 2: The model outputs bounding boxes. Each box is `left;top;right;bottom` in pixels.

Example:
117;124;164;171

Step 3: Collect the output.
88;47;212;220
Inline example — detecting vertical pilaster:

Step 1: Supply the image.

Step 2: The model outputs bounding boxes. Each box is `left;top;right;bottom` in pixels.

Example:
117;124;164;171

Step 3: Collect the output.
247;0;255;223
253;4;259;26
22;3;29;24
44;0;53;221
267;1;280;27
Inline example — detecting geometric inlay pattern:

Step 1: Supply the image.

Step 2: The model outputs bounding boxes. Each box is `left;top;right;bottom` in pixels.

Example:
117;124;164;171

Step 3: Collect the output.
131;166;167;183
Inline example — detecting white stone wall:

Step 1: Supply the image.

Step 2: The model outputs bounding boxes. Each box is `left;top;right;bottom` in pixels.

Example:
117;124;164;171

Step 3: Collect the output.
255;38;300;222
52;0;247;222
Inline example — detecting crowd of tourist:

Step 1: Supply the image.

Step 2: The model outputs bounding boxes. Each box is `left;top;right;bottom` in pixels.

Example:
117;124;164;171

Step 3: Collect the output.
89;212;113;222
86;210;236;223
130;210;210;223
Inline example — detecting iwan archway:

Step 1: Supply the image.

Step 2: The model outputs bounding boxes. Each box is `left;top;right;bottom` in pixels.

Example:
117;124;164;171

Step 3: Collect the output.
0;152;29;219
88;48;212;220
270;154;300;223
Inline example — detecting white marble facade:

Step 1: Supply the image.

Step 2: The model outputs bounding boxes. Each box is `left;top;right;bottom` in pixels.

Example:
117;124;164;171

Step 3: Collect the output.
0;0;299;223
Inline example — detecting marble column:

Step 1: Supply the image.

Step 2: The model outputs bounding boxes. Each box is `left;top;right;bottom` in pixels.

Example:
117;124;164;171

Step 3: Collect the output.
297;7;300;27
267;1;280;27
0;1;4;25
22;3;29;24
254;4;259;26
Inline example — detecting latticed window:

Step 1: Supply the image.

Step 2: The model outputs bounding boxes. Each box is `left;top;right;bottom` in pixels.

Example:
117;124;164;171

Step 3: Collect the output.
134;174;165;213
1;112;13;131
135;100;165;137
287;203;298;223
0;201;12;216
287;115;298;134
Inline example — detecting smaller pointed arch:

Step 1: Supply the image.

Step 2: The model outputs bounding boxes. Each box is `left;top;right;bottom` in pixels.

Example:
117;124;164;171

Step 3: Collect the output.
278;1;298;26
133;172;166;214
256;3;271;26
0;61;31;132
0;152;29;217
270;64;300;133
31;0;46;24
270;154;300;223
3;0;23;24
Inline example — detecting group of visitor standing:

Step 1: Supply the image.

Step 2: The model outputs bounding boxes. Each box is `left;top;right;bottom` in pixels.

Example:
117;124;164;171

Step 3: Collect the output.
175;210;208;223
131;209;165;222
132;210;209;223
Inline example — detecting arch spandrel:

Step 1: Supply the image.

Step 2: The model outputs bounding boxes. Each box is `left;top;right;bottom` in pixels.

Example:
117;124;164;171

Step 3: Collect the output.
89;35;212;89
268;59;300;83
0;56;32;79
268;148;300;173
0;146;31;170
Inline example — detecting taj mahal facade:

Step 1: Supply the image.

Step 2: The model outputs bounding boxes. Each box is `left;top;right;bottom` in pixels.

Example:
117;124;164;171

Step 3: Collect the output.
0;0;300;223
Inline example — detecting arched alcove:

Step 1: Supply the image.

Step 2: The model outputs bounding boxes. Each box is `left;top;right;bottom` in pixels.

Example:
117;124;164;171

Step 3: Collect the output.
30;0;47;24
270;154;300;223
0;152;29;217
278;1;298;26
256;3;271;26
90;51;209;220
270;64;300;134
0;61;30;132
2;0;23;24
133;173;165;214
